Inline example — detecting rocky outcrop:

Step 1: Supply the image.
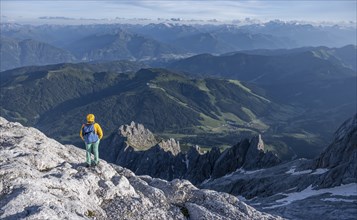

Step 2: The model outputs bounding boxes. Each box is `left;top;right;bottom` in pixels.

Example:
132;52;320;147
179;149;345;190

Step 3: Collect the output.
201;115;357;220
314;114;357;168
118;121;181;156
180;145;220;184
159;138;181;156
211;135;281;179
243;134;281;170
119;121;158;150
102;122;281;185
0;117;281;220
312;114;357;188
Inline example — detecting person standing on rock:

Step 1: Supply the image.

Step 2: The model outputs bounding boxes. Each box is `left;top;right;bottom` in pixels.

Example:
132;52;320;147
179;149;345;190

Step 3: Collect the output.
80;114;103;167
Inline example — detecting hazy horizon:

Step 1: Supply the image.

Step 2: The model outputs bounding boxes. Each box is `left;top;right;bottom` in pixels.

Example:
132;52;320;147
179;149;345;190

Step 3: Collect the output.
1;0;356;26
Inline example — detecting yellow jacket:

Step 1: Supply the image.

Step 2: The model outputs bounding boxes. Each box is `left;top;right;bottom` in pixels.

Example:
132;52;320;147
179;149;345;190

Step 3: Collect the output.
80;123;103;141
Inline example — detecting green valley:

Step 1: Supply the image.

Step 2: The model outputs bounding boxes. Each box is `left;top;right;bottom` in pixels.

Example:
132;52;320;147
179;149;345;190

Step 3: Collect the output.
1;61;307;159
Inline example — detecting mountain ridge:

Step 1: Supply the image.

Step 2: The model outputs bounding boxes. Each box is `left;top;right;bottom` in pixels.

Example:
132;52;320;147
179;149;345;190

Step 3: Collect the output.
1;47;355;159
2;22;355;71
0;37;76;71
101;121;281;184
2;64;300;157
168;48;356;83
66;29;179;61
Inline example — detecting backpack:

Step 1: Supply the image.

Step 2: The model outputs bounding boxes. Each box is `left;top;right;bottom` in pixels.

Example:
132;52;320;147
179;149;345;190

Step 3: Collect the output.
82;123;99;143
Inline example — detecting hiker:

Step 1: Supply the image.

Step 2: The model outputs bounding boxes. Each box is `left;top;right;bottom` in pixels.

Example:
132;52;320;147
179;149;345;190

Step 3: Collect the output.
80;114;103;167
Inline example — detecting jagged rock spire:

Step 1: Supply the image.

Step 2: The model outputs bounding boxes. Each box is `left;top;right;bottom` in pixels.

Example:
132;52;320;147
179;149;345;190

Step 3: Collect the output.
105;123;281;184
159;138;181;156
118;121;181;155
119;121;157;150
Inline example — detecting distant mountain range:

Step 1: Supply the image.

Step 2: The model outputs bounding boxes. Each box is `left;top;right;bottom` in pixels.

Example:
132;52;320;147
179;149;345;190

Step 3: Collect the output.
168;46;356;113
1;22;355;71
0;21;356;160
0;21;355;220
65;29;178;61
238;45;357;71
240;21;356;48
169;46;356;156
1;48;355;159
0;37;76;71
169;45;356;82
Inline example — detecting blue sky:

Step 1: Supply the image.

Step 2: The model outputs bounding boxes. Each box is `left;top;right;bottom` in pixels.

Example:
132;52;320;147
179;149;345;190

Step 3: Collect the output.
1;0;356;24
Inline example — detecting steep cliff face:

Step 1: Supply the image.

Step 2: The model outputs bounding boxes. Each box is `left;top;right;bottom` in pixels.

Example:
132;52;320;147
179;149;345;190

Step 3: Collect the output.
312;114;357;188
0;117;281;220
314;114;357;168
102;122;186;181
201;115;357;220
211;135;281;179
102;122;281;184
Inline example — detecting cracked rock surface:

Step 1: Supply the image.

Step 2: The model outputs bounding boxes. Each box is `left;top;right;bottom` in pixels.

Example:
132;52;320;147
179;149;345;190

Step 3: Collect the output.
0;117;281;220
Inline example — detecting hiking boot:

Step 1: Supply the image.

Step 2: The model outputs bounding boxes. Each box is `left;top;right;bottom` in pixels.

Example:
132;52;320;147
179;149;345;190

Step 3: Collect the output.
92;161;99;167
85;163;91;168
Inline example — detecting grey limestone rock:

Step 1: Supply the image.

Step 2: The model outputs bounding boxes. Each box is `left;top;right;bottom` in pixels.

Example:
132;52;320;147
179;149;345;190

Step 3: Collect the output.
185;146;221;184
119;121;158;150
0;117;281;220
313;114;357;188
158;138;181;156
314;114;357;169
201;115;357;220
211;135;281;179
103;121;281;185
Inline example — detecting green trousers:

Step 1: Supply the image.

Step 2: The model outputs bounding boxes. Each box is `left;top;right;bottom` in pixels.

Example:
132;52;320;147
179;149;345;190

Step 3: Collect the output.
85;140;100;165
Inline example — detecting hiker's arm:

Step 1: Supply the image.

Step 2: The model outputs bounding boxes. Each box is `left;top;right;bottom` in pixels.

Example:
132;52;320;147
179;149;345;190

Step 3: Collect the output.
79;124;84;141
95;123;103;139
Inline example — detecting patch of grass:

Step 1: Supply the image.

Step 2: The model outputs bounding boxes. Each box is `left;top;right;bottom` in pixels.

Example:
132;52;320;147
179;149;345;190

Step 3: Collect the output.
263;141;292;160
151;69;186;83
228;80;251;93
219;145;231;152
149;84;189;107
241;107;256;121
14;75;29;83
48;67;94;81
281;131;320;144
85;210;96;218
228;79;271;103
127;140;154;151
196;80;216;104
246;118;270;131
219;112;245;125
158;133;197;139
199;113;223;130
196;80;210;92
1;108;28;124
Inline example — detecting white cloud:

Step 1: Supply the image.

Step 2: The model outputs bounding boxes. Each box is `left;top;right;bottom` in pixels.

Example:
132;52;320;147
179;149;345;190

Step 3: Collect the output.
1;0;356;24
